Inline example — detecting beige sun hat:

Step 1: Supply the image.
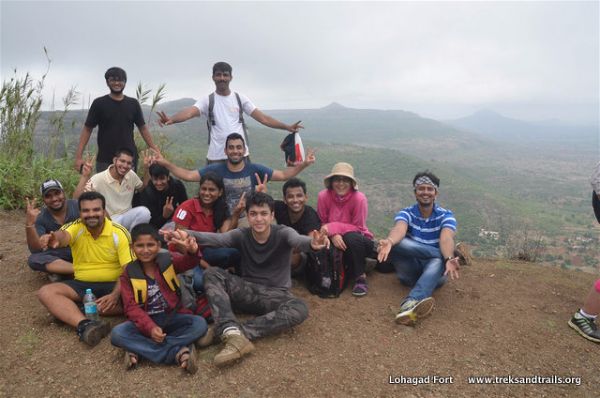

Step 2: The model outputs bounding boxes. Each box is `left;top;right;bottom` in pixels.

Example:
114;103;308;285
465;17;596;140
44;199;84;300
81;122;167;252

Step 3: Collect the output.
324;162;358;188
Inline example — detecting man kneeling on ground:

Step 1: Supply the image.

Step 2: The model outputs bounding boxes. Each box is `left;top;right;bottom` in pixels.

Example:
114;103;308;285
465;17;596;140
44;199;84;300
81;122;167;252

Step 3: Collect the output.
111;224;208;373
37;191;134;346
163;192;329;367
377;171;460;326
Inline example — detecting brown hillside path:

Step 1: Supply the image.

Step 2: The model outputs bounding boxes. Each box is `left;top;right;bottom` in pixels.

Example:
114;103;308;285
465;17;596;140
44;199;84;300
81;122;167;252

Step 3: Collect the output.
0;210;598;397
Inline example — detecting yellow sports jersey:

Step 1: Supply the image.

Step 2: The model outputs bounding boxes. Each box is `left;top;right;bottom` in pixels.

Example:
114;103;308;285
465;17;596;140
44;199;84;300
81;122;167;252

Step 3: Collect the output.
61;218;134;282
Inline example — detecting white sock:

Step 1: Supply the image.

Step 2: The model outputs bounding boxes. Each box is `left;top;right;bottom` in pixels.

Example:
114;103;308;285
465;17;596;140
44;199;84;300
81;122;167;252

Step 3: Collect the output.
222;326;241;336
578;309;597;319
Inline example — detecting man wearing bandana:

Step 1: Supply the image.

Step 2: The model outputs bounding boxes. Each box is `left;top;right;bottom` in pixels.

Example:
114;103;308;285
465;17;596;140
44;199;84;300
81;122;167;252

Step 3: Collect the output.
377;171;459;326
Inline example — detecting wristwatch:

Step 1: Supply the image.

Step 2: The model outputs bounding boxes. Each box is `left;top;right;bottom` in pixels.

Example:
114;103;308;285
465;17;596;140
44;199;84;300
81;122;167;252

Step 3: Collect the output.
444;256;455;264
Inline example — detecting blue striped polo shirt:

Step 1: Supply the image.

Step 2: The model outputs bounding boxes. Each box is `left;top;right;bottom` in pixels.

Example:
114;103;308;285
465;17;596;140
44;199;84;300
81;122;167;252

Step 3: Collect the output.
394;203;457;248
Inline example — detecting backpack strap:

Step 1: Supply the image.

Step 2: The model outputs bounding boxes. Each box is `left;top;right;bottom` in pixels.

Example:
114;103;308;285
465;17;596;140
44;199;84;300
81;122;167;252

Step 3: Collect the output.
206;93;215;145
126;260;147;305
156;252;181;296
235;92;250;147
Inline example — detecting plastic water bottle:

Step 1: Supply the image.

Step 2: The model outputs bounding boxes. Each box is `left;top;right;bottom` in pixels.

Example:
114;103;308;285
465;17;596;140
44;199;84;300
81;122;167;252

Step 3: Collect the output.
83;288;99;320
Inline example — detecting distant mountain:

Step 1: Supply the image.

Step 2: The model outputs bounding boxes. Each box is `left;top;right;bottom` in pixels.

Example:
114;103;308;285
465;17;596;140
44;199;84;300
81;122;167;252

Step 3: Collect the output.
446;109;598;142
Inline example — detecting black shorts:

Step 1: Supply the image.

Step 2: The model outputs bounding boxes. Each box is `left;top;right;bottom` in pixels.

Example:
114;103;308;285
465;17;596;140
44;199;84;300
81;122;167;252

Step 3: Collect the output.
61;280;115;300
27;248;72;272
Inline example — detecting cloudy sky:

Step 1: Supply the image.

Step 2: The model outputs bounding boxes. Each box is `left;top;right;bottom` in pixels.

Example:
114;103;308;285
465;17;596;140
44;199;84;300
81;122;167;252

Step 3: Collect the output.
1;1;598;123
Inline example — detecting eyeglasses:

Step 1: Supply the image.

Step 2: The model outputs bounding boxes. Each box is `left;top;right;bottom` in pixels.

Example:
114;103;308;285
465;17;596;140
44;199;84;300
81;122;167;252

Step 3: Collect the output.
107;77;125;83
332;176;352;183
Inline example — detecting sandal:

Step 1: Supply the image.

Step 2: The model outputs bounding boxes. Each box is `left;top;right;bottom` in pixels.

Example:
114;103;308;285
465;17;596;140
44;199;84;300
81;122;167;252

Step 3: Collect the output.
176;345;198;374
123;351;138;370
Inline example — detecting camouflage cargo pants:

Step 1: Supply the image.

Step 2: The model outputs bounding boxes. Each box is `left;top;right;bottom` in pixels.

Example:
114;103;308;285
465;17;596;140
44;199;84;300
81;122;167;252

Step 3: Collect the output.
204;267;309;340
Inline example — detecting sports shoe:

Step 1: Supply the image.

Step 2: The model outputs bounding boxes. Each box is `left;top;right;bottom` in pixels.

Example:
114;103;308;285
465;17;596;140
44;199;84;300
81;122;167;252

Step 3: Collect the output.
352;278;368;297
79;320;111;346
454;242;472;266
395;297;435;326
213;333;255;367
195;324;217;348
568;312;600;343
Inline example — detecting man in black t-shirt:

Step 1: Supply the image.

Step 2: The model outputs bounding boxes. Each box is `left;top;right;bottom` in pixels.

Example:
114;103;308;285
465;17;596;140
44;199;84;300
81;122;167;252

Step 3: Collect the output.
133;164;188;229
274;178;320;274
74;67;160;172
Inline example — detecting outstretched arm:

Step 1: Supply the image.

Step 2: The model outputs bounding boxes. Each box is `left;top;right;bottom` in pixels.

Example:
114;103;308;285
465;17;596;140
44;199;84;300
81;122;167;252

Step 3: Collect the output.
271;148;315;181
156;106;200;127
250;109;303;133
151;151;201;182
439;228;460;280
377;221;408;263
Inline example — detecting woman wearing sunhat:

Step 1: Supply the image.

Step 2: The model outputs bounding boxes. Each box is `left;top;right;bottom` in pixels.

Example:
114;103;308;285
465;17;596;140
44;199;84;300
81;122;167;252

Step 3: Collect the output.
317;162;375;296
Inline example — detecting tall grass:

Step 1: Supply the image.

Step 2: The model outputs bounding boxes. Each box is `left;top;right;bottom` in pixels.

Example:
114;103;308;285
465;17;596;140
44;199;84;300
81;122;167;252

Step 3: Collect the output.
0;50;79;209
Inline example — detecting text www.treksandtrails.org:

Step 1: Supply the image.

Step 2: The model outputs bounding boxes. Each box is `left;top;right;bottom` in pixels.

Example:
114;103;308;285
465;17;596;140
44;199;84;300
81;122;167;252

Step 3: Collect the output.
388;375;581;386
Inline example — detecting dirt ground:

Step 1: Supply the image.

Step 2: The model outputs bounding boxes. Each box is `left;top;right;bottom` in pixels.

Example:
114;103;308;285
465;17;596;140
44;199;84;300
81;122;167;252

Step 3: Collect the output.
1;209;599;397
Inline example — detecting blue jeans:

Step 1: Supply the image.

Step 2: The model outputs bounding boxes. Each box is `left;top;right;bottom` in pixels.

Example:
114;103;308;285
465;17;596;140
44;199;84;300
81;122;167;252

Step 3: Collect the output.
111;313;207;364
193;248;241;292
390;238;447;301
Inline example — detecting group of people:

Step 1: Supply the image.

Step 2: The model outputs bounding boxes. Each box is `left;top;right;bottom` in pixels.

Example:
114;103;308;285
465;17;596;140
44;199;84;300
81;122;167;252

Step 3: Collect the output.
26;62;466;373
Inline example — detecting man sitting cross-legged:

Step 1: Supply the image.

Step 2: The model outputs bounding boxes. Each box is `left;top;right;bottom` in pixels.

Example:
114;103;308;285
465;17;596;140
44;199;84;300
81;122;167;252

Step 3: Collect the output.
36;191;134;346
377;171;460;326
75;147;151;231
111;224;208;373
163;192;329;367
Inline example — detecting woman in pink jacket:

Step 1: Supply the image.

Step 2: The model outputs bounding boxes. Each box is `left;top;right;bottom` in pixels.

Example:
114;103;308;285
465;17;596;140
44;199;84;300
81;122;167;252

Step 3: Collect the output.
317;162;375;296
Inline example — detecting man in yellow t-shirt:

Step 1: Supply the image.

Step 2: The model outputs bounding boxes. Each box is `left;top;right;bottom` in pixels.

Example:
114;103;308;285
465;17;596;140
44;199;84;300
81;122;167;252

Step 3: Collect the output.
37;191;134;346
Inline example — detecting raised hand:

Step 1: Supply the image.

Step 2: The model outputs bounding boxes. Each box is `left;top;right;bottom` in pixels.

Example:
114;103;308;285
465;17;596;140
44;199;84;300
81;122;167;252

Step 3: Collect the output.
150;149;166;166
142;149;154;170
310;229;330;250
156;111;172;127
162;196;175;219
81;153;95;178
254;173;268;193
233;191;247;216
25;197;40;227
303;148;316;166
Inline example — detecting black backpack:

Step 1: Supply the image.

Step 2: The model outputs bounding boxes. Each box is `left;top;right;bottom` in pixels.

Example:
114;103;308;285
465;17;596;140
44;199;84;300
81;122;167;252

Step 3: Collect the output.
305;247;347;298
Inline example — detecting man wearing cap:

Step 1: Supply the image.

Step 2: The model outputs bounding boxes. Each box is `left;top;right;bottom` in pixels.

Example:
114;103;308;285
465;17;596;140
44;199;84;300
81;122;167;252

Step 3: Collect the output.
25;179;79;280
74;66;159;173
155;61;303;164
377;171;460;326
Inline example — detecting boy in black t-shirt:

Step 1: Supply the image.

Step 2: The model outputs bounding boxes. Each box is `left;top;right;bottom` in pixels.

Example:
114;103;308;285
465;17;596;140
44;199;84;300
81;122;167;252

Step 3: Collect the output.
274;178;320;275
74;67;160;172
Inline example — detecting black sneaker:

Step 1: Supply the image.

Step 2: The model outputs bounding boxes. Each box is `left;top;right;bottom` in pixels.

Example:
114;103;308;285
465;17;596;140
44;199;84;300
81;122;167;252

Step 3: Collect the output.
568;312;600;343
79;320;111;347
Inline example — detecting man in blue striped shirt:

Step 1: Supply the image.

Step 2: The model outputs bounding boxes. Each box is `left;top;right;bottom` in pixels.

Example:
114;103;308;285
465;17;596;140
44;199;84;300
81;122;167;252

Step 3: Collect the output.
377;171;460;326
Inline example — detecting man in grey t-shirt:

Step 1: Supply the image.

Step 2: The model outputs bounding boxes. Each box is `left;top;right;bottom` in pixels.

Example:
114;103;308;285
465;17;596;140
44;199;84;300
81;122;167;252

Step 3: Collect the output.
164;192;329;367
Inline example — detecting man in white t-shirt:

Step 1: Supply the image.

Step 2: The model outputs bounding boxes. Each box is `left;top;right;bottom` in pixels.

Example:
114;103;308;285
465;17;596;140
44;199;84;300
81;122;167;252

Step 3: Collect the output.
156;61;303;163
